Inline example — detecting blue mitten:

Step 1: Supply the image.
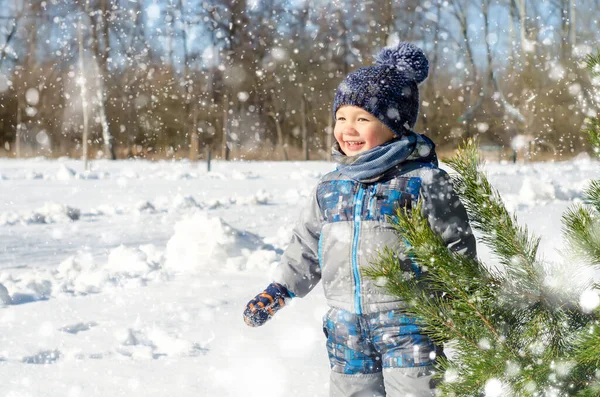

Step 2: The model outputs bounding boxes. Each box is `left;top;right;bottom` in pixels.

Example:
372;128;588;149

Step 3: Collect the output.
243;283;291;327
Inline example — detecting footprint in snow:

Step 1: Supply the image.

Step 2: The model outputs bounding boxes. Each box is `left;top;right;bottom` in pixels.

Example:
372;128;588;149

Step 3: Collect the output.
22;349;61;365
59;321;98;334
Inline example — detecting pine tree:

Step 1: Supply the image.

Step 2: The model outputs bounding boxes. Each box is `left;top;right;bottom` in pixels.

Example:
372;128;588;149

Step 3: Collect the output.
365;53;600;396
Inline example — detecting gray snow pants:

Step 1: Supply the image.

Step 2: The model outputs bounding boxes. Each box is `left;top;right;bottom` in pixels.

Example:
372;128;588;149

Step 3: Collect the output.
323;308;437;397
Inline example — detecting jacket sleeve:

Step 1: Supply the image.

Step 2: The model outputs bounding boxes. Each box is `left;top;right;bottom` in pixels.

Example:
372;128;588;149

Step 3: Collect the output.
419;168;477;259
271;186;322;298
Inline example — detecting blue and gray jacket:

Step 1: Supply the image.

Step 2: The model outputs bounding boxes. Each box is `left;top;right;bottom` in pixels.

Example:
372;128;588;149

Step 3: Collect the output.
272;137;477;315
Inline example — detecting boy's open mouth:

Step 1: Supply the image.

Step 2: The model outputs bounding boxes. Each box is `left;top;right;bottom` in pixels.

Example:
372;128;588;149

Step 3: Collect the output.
345;141;365;149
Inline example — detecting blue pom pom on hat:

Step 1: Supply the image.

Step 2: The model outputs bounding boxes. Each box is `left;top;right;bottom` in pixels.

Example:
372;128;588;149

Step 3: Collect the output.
333;41;429;137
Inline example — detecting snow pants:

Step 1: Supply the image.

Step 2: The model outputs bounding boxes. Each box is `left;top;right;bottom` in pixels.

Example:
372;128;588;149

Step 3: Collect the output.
322;308;438;397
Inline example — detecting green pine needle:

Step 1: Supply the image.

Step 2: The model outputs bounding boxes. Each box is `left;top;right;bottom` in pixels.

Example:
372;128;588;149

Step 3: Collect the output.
585;51;600;77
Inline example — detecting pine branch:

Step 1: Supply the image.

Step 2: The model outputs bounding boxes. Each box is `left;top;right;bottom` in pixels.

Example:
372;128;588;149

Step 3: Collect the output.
582;118;600;158
562;205;600;267
445;141;540;274
585;51;600;78
365;120;600;393
584;180;600;214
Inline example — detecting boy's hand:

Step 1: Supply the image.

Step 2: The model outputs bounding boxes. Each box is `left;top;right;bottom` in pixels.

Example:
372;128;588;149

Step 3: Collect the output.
243;283;290;327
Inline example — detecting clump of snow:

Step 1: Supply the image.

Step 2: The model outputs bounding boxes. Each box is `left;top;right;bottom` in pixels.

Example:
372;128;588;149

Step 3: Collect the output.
0;283;11;305
25;171;44;180
133;200;156;213
231;189;271;205
120;169;140;179
1;244;167;304
77;170;106;180
264;225;295;249
170;194;202;212
518;176;587;204
283;188;311;204
0;212;20;226
33;203;81;223
115;326;202;359
56;165;77;181
0;203;80;226
164;211;272;273
90;204;124;216
204;199;225;209
245;249;278;272
54;254;108;295
519;177;556;202
104;245;161;280
231;170;259;180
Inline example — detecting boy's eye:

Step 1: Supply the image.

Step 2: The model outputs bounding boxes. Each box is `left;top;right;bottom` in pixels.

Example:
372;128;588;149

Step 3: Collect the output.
336;117;345;121
358;117;369;122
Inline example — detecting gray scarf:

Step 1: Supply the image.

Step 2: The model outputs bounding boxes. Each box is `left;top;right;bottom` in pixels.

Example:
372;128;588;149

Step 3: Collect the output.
331;131;438;182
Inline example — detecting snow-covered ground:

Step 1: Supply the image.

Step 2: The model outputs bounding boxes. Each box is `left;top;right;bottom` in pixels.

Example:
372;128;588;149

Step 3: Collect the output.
0;155;598;396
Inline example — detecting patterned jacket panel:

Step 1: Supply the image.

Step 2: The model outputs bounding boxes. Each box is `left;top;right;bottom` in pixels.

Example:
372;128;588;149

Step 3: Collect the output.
272;166;476;314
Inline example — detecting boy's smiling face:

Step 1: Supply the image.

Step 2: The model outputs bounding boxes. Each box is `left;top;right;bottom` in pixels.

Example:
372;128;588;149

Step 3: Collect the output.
334;105;396;156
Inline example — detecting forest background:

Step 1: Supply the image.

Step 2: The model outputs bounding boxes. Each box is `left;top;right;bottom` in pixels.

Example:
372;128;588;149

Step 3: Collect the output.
0;0;598;161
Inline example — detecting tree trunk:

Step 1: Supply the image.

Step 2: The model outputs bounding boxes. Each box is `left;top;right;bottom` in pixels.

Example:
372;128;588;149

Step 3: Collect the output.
78;18;90;170
0;13;18;69
518;0;527;56
15;98;21;158
221;95;230;160
268;111;288;161
568;0;576;55
89;0;116;159
301;93;309;161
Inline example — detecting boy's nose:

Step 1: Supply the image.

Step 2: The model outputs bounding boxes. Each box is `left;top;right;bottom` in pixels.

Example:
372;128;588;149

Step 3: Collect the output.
342;127;359;135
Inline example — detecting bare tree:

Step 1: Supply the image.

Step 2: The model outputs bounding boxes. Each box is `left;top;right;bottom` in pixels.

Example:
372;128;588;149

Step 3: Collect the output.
87;0;116;159
0;6;21;70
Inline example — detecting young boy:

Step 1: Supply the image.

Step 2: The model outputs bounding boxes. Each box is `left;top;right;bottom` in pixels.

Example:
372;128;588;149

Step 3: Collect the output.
243;42;476;397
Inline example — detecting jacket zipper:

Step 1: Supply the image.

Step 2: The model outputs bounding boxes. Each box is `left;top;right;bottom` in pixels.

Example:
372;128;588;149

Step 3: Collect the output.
368;184;377;219
352;184;367;315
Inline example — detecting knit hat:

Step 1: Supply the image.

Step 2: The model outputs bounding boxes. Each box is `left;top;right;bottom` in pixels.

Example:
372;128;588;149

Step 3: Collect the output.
333;42;429;137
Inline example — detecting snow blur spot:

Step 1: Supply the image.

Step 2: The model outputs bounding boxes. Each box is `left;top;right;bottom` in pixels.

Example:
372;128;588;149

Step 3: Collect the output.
271;47;288;62
146;4;160;22
25;88;40;106
477;122;489;133
484;378;505;397
579;289;600;313
444;368;459;383
417;143;431;157
386;107;400;120
237;91;249;102
0;73;11;92
36;131;49;146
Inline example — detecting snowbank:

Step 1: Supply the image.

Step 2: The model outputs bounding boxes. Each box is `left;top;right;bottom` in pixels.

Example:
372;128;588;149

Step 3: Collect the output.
1;211;280;305
1;189;271;227
0;203;80;226
0;244;167;304
164;211;278;273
